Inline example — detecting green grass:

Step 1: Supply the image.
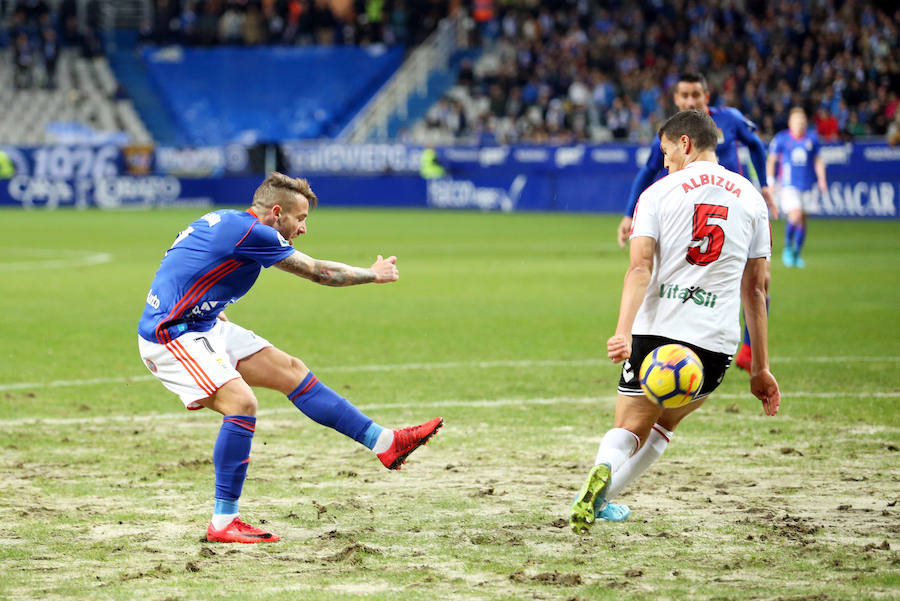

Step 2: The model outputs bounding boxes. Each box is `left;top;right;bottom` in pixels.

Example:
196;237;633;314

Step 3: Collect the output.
1;208;898;600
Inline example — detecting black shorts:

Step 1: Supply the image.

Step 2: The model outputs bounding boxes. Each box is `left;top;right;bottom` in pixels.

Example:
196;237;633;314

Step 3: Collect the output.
617;334;733;400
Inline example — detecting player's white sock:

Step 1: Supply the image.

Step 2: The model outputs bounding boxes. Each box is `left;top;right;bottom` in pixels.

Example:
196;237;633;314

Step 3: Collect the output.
606;424;673;499
372;429;394;454
211;513;238;530
594;427;640;473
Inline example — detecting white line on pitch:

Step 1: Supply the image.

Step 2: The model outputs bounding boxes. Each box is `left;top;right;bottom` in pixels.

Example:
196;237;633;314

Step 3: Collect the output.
1;356;898;393
0;250;112;271
6;390;900;428
0;359;605;392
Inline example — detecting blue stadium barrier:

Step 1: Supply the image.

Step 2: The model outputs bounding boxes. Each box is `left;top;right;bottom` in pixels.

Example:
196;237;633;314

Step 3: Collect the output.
0;143;898;218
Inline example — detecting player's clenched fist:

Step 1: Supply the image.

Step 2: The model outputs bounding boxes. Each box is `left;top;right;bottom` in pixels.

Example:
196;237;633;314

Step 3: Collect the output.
372;255;399;283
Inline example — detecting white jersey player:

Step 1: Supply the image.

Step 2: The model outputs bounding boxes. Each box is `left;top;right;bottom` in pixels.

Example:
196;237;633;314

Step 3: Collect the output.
570;110;781;534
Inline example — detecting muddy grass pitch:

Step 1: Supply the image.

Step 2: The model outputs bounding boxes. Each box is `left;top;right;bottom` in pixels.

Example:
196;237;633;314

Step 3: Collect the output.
1;210;898;600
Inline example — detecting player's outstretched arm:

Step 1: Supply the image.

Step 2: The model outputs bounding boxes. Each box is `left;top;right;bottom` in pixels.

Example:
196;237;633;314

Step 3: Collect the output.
760;186;778;220
274;251;399;286
741;257;781;415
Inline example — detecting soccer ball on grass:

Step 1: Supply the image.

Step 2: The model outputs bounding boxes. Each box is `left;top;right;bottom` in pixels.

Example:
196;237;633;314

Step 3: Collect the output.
639;344;704;408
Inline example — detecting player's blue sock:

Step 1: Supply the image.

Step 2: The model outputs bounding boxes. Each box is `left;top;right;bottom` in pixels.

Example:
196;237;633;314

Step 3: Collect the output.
288;372;378;446
793;224;806;256
214;497;238;515
360;422;385;450
785;222;797;250
212;415;255;523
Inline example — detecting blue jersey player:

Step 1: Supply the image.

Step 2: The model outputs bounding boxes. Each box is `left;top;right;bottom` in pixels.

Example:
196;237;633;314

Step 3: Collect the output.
766;107;827;268
137;172;443;543
601;74;777;523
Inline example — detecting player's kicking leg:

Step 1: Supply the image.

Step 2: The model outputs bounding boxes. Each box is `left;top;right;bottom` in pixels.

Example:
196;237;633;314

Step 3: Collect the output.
236;346;442;470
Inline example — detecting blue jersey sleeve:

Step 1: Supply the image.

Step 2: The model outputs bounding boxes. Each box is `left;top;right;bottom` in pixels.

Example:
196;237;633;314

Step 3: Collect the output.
730;108;769;188
235;223;296;268
625;141;664;217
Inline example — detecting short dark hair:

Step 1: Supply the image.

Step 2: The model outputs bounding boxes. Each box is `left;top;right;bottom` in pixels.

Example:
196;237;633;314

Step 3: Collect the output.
677;72;709;91
658;110;719;152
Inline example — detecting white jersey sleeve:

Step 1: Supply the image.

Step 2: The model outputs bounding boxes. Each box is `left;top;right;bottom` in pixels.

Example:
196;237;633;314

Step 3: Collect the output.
630;190;660;241
748;201;772;259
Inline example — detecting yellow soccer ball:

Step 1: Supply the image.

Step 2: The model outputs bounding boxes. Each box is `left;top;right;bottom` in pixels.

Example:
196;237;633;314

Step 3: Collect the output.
639;344;704;408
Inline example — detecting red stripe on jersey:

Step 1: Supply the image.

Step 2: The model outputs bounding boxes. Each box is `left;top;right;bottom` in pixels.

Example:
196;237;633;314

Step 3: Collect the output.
168;259;240;320
155;259;238;342
235;220;259;247
154;259;243;343
172;261;242;322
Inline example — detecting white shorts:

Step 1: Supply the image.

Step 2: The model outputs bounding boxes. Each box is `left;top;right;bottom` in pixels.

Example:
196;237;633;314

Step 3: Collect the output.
138;320;272;409
779;186;820;214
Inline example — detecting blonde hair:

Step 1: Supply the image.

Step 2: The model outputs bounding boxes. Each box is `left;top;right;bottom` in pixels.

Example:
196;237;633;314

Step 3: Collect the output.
251;172;318;212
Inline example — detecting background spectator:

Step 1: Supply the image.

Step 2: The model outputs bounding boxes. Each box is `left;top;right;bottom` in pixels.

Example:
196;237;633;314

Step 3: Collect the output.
143;0;448;48
416;0;900;145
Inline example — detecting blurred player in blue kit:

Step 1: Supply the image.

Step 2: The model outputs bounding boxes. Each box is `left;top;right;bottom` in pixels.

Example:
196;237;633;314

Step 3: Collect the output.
767;107;828;268
615;73;778;249
137;172;442;543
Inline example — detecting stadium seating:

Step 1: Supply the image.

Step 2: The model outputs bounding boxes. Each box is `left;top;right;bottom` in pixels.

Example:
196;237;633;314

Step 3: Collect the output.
0;48;152;146
142;45;405;144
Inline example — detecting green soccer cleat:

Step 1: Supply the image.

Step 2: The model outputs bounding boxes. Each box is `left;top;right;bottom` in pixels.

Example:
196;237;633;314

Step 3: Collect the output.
570;463;611;535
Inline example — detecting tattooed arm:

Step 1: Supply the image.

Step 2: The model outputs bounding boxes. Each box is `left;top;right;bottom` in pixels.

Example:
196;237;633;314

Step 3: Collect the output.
274;251;399;286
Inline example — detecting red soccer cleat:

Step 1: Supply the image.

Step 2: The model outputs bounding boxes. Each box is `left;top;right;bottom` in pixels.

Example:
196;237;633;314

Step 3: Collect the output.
377;417;443;470
735;344;752;372
206;517;280;543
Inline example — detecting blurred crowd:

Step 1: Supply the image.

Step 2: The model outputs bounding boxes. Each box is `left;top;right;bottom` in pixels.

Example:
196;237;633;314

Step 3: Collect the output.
420;0;900;145
25;0;900;146
147;0;449;48
8;0;102;89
